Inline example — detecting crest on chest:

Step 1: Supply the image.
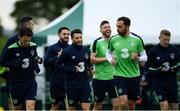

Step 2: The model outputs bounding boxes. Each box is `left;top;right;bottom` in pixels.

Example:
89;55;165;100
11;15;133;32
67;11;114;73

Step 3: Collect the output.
84;53;89;59
16;53;20;57
170;53;175;59
31;50;35;56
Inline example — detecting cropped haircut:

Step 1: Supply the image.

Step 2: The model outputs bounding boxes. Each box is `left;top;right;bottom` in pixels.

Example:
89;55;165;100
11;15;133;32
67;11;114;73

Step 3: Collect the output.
71;29;82;38
160;29;171;37
100;20;109;28
58;27;70;34
19;27;33;37
117;16;131;27
20;16;33;28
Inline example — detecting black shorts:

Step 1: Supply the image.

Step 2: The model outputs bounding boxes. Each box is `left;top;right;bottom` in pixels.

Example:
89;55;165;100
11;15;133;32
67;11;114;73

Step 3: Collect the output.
114;76;140;100
152;82;178;103
9;80;37;106
92;79;118;102
66;85;91;106
49;83;65;105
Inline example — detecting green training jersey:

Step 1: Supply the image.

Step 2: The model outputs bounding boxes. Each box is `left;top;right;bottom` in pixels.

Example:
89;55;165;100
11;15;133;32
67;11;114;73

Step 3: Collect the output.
108;33;145;78
90;37;115;80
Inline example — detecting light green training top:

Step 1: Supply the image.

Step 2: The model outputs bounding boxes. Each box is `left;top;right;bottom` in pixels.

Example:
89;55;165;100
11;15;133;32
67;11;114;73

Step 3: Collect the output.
108;34;145;78
90;37;115;80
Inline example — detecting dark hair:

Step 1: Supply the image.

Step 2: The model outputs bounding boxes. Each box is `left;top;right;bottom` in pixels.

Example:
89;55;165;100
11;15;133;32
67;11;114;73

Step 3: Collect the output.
19;27;33;37
71;29;82;38
100;20;109;28
117;16;131;27
160;29;171;36
58;27;70;34
20;16;33;28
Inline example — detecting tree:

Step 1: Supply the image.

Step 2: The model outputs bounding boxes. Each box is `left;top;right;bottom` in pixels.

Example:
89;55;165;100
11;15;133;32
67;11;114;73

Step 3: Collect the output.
10;0;80;30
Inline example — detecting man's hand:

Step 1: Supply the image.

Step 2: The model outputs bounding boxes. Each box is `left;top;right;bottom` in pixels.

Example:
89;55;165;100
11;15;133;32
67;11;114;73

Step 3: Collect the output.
75;66;80;73
110;56;116;65
131;52;139;61
35;56;43;64
57;49;63;57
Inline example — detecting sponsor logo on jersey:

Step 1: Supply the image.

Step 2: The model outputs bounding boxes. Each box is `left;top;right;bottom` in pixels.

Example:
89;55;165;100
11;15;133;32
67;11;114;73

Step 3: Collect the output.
72;56;76;59
170;53;175;59
13;99;18;105
51;98;56;103
130;41;135;47
31;50;35;56
94;96;99;101
158;95;162;100
156;56;160;60
85;53;89;59
118;88;123;94
68;100;74;105
16;53;20;57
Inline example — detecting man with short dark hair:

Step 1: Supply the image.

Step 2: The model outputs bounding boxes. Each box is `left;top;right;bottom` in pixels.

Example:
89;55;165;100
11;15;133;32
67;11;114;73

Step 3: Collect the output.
146;29;179;110
1;16;34;52
44;27;70;110
90;20;119;110
56;29;92;110
106;16;147;110
0;27;39;110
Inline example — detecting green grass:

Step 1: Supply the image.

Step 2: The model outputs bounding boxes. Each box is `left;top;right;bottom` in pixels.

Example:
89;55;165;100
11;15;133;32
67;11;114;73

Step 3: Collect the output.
0;37;8;53
0;36;7;84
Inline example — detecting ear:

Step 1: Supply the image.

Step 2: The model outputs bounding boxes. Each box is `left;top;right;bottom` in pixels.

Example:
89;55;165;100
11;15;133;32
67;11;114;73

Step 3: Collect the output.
100;28;102;33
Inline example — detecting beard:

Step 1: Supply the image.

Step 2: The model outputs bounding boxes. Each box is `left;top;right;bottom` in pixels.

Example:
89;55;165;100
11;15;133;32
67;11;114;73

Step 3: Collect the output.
117;28;127;36
60;38;69;44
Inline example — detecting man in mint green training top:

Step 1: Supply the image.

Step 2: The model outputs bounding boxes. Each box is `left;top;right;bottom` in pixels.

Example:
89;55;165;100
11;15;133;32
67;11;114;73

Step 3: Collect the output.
90;20;119;110
106;16;147;110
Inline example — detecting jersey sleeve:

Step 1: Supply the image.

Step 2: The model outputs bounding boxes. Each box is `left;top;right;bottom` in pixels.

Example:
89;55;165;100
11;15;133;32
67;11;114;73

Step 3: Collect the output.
171;46;180;73
145;48;160;74
44;47;57;68
0;48;23;68
89;43;94;53
90;38;99;53
55;50;76;73
108;38;114;51
137;38;145;53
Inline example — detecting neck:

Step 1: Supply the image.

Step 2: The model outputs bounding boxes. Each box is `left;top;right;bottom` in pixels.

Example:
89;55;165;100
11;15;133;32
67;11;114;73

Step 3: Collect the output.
102;35;110;40
124;31;130;37
59;40;67;44
18;41;28;47
18;41;23;46
160;43;168;48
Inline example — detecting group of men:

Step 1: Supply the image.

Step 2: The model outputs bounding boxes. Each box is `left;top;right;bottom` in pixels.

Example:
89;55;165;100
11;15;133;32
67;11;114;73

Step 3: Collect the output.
0;16;179;111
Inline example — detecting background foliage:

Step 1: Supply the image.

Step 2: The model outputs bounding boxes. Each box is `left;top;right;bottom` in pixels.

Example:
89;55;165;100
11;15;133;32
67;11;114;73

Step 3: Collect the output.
11;0;80;30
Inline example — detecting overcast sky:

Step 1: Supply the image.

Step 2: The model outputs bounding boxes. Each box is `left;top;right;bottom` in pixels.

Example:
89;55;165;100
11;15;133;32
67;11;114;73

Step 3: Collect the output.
83;0;180;44
0;0;16;30
0;0;179;44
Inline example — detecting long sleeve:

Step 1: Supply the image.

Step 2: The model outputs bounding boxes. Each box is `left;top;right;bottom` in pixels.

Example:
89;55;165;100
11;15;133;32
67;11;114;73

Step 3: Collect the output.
171;47;180;73
55;51;76;73
0;48;23;68
106;50;113;63
44;47;57;68
145;48;161;74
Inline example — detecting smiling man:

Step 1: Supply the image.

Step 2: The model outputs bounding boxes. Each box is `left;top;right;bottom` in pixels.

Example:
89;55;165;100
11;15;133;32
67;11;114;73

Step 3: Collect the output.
0;27;39;110
56;29;92;110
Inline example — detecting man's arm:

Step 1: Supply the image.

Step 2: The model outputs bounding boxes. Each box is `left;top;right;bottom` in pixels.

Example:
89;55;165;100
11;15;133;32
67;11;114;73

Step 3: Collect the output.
0;49;23;68
0;35;18;63
55;51;76;73
106;50;116;65
90;53;107;64
131;50;147;62
44;47;57;68
145;49;161;74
